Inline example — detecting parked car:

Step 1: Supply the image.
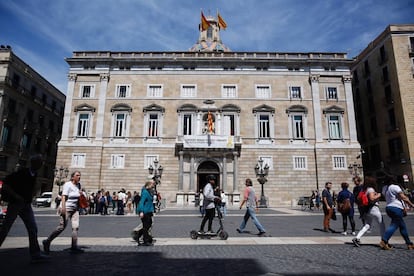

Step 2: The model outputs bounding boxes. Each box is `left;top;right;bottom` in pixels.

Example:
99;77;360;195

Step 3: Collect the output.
34;192;53;207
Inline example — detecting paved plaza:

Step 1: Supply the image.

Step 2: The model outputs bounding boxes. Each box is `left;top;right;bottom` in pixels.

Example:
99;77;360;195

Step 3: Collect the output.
1;205;413;275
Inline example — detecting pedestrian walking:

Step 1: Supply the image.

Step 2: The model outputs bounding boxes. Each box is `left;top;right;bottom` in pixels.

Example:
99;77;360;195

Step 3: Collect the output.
352;176;365;225
199;190;205;217
137;177;156;246
0;154;49;262
322;181;335;233
236;178;266;236
352;176;385;247
42;171;85;254
220;190;227;216
133;191;141;214
380;176;414;250
337;182;356;235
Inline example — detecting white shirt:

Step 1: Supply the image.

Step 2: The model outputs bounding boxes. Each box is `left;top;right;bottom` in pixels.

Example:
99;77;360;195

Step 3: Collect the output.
62;181;80;210
385;184;404;209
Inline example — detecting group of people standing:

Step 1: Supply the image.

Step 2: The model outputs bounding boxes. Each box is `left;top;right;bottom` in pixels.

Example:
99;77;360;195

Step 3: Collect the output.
321;175;414;250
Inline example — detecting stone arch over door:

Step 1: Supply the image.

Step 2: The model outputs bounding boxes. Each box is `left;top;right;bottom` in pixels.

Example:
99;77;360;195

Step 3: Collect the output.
197;160;220;192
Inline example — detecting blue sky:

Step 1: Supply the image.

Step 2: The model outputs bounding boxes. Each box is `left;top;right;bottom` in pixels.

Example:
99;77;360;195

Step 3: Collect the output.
1;0;413;93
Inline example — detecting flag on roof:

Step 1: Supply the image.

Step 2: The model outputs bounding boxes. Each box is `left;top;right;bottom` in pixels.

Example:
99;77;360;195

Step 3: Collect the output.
201;11;210;31
217;12;227;30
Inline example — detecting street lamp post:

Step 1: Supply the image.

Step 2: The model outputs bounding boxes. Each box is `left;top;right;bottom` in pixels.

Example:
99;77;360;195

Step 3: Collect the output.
148;159;163;192
54;166;69;194
348;162;363;178
255;158;269;208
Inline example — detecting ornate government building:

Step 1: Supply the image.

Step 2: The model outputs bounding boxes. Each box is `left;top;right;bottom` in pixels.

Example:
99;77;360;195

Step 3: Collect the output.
56;14;361;206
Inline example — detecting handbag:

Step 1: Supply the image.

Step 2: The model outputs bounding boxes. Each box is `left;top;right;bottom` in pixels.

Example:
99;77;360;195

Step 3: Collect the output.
331;208;337;220
78;194;89;209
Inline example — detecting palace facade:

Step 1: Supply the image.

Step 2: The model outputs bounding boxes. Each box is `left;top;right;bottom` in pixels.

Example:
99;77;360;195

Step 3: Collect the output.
56;15;361;206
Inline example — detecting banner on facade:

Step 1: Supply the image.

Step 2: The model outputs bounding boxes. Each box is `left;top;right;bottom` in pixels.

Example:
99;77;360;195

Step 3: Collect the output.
183;135;234;149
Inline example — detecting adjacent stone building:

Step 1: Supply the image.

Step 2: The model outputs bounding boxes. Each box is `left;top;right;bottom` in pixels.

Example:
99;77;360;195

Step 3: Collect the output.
352;24;414;188
0;46;65;192
56;15;361;206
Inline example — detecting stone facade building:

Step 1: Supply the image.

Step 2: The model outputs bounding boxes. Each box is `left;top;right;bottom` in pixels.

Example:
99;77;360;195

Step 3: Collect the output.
352;24;414;188
56;15;361;206
0;46;65;191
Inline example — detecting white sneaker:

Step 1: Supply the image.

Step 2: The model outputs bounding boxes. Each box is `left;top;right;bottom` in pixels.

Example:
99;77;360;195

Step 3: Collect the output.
351;232;356;236
341;231;347;236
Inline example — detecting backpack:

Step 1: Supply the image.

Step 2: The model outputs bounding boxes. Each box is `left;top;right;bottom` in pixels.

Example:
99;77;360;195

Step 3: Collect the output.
338;198;351;214
357;189;369;207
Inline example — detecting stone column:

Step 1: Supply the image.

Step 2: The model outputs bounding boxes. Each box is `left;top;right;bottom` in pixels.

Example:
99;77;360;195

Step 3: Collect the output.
310;74;323;143
222;154;227;191
179;151;184;191
190;155;195;192
233;151;239;192
95;73;109;141
343;75;358;142
60;73;76;142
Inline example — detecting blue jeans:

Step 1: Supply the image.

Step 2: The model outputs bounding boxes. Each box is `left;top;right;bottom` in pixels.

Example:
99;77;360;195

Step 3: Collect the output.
383;206;413;245
239;206;266;233
0;202;41;257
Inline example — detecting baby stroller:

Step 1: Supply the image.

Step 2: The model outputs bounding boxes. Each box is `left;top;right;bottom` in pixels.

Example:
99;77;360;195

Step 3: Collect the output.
190;202;229;240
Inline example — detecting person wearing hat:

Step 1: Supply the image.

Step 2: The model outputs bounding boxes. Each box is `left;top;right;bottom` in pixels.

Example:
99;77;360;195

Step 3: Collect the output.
198;175;220;234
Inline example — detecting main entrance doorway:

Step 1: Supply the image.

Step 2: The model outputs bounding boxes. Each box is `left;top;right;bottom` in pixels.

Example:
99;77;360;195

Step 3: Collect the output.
197;160;220;192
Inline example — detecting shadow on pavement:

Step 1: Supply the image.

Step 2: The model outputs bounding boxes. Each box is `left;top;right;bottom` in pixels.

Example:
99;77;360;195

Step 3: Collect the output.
0;248;266;276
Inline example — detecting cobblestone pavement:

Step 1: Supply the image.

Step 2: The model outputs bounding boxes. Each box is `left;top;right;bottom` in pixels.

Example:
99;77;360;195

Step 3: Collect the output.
1;206;413;275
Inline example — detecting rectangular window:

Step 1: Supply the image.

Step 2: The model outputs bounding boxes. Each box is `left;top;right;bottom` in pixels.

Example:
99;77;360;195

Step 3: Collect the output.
290;86;302;99
72;153;86;168
111;154;125;169
148;114;159;137
293;156;307;170
80;85;94;98
258;156;273;170
292;115;304;139
145;155;159;169
21;133;32;149
77;113;90;137
223;114;235;136
183;114;192;135
114;113;126;137
328;115;342;139
258;114;270;138
1;126;10;145
255;85;271;99
222;85;237;98
326;87;338;99
116;85;130;98
333;155;346;169
148;85;163;97
181;85;196;97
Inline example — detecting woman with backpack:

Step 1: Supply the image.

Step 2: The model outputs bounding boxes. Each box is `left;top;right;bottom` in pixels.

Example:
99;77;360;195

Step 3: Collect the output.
352;176;385;247
337;182;356;236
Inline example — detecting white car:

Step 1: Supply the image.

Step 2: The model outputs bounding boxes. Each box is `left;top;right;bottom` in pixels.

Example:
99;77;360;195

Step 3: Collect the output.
35;192;53;207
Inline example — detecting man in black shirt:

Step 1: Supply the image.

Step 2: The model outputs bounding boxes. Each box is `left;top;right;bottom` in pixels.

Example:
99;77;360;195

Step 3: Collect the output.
0;154;48;262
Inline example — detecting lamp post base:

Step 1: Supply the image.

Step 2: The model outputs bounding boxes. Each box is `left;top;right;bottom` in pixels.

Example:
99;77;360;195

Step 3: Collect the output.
259;195;267;208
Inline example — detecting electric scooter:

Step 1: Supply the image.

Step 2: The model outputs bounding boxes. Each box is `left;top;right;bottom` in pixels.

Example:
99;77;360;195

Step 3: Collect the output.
190;203;229;240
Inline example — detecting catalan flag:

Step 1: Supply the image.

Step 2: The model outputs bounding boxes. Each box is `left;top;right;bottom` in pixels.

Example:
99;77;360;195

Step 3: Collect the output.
201;11;210;31
217;12;227;30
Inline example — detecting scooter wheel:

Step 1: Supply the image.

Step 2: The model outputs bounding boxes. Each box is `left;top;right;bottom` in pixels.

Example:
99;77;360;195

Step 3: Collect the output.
190;230;198;239
218;230;229;240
